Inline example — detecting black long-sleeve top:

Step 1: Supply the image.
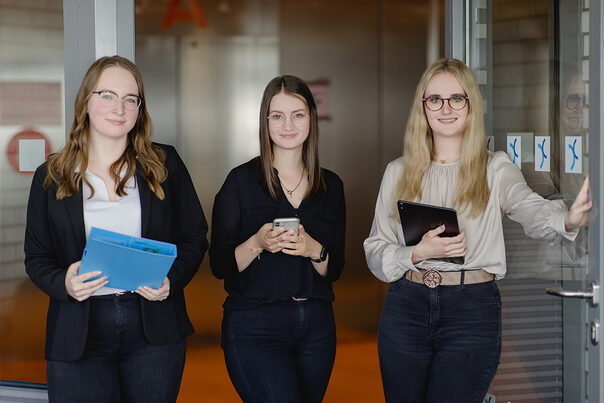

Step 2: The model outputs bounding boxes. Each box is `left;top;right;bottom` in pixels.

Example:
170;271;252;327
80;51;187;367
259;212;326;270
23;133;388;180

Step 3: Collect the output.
210;157;346;309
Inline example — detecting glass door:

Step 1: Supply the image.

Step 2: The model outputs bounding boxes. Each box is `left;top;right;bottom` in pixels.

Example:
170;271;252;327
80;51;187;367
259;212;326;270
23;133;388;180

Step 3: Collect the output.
446;0;603;401
0;0;65;399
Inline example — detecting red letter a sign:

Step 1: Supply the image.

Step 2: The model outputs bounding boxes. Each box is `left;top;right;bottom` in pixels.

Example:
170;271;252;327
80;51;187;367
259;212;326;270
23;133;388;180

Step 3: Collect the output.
162;0;207;29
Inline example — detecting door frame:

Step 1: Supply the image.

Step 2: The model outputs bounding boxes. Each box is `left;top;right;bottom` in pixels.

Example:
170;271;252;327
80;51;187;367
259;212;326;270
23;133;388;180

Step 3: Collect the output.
588;0;604;400
445;0;604;400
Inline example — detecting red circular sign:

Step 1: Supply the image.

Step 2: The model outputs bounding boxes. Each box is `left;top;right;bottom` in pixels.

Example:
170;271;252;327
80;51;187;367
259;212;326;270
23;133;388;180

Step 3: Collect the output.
6;129;52;175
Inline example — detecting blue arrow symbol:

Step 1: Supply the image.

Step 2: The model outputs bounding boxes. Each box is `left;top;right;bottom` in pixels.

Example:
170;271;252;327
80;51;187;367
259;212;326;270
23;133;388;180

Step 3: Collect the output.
538;138;547;169
569;139;579;170
510;138;519;163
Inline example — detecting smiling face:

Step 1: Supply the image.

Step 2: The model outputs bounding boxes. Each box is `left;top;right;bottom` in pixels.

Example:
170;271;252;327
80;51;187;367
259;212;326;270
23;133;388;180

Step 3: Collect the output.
267;91;310;153
423;72;469;141
563;74;584;135
87;66;140;144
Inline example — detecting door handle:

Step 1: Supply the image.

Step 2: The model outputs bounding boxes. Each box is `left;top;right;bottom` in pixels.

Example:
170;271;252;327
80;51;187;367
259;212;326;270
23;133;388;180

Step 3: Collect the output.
546;282;599;306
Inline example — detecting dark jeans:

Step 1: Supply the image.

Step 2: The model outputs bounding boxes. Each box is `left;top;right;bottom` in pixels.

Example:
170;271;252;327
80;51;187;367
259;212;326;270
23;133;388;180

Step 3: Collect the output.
47;293;186;403
222;299;336;403
378;277;501;403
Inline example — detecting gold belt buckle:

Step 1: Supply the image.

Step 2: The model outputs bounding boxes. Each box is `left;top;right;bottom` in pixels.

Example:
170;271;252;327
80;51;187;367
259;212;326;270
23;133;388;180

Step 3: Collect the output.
422;270;442;288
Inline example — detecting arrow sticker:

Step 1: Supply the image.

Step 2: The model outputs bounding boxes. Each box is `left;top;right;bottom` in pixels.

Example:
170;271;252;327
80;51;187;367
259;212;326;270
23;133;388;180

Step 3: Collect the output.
534;136;550;172
565;136;582;173
486;136;494;152
507;135;521;167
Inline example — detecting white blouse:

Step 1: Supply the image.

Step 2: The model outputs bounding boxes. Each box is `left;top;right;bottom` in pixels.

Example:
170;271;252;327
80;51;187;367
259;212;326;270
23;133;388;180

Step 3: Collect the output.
83;170;141;295
363;151;578;282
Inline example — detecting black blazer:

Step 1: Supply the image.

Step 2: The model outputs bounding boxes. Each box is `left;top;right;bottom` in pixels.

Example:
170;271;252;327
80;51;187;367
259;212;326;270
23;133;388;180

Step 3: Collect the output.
24;144;208;361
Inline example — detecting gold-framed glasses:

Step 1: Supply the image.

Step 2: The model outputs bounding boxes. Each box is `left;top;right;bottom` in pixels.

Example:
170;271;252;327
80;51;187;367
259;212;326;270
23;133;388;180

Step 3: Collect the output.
267;112;309;127
92;90;141;111
422;94;468;111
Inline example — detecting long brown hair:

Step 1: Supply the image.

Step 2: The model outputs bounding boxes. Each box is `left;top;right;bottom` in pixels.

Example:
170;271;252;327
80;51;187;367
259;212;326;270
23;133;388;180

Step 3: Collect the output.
397;58;489;218
258;75;325;199
44;55;166;200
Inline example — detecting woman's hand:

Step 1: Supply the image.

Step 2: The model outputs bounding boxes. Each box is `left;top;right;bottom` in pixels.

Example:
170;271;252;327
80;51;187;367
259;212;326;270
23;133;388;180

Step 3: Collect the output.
137;277;170;301
235;223;286;272
279;225;322;259
250;223;286;254
411;225;466;264
565;176;593;231
65;261;108;302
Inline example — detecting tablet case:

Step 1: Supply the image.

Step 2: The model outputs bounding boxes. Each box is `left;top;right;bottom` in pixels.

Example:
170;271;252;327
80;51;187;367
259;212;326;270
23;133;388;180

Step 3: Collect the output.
80;227;177;291
397;200;464;265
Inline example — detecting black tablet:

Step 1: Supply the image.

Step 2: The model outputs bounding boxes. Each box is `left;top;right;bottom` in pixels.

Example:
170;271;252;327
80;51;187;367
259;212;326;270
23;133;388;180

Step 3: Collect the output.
397;200;464;265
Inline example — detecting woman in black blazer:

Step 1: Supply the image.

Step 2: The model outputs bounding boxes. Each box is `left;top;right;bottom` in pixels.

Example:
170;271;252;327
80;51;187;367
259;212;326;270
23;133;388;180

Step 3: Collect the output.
24;55;208;403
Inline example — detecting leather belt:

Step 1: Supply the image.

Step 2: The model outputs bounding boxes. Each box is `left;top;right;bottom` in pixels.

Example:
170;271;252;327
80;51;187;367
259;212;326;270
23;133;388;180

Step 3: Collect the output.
406;269;494;288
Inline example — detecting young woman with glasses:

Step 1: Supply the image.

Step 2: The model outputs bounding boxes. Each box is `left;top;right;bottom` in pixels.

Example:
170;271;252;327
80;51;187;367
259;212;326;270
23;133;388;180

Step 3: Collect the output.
210;75;346;402
24;55;208;402
364;58;591;402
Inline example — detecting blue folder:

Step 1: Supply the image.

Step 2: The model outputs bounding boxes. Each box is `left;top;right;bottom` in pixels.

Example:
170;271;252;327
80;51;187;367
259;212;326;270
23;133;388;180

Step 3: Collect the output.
80;227;177;291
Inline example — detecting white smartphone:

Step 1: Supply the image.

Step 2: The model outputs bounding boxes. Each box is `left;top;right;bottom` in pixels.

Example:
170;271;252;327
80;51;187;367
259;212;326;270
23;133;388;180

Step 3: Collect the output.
272;217;300;235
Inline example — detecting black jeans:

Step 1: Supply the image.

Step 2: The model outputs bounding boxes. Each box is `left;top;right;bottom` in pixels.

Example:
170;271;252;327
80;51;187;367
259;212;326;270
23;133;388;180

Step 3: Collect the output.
47;293;186;403
222;299;336;403
378;278;502;403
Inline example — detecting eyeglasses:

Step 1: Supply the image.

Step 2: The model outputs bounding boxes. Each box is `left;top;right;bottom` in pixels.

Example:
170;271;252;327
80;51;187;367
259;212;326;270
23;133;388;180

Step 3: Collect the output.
422;94;468;111
566;94;584;110
92;90;141;111
267;112;309;127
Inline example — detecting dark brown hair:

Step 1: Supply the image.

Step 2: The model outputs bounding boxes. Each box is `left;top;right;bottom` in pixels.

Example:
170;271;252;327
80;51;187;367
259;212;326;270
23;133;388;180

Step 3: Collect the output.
258;75;325;199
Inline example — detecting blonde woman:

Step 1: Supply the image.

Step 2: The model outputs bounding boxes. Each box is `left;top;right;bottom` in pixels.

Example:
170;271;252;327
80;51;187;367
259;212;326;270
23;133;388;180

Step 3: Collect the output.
364;58;591;402
25;56;208;402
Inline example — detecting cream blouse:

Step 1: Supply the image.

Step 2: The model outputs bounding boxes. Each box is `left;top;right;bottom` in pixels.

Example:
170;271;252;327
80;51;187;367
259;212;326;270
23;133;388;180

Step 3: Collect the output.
363;151;578;282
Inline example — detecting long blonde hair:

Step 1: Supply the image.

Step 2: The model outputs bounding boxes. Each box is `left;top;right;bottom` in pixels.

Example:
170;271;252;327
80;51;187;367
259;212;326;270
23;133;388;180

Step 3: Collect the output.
44;55;166;200
396;58;489;218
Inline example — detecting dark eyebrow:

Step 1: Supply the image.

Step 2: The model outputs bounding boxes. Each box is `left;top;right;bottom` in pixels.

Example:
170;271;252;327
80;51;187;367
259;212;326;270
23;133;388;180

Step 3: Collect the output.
268;108;307;114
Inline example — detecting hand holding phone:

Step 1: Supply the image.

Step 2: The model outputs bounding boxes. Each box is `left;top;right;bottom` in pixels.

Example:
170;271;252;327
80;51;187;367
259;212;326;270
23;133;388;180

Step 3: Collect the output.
272;217;300;235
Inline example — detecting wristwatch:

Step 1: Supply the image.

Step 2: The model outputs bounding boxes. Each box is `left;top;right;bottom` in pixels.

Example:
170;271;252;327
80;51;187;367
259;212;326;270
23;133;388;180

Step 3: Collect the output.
310;245;327;263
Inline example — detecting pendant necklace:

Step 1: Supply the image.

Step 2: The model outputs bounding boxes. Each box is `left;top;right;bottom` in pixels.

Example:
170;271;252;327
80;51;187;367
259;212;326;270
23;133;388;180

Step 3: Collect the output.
281;170;304;198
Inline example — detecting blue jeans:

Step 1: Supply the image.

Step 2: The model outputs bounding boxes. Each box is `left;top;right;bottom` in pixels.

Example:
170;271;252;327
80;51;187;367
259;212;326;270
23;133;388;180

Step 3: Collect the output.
47;293;186;403
222;299;336;403
378;277;501;403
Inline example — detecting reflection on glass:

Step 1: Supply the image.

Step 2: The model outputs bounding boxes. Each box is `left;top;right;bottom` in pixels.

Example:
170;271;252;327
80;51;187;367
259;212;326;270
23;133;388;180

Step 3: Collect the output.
0;0;65;386
486;0;590;401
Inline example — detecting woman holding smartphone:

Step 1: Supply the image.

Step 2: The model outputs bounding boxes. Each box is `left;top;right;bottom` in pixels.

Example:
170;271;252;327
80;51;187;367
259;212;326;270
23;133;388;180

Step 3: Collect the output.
24;55;208;402
363;58;591;402
210;75;346;403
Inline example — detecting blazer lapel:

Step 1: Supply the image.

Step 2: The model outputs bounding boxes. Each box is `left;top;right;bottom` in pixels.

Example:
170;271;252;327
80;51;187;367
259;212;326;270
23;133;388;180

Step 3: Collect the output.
64;191;86;250
137;171;152;237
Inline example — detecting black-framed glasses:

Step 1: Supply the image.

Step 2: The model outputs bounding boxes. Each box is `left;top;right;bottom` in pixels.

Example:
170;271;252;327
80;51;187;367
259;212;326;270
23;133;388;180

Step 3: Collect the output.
267;112;309;127
92;90;141;111
422;94;468;111
565;94;584;110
